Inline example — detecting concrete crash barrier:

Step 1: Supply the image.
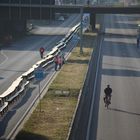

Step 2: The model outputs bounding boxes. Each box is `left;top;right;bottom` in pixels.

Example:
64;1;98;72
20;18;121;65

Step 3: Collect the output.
6;81;29;105
58;23;80;45
0;77;29;118
0;102;8;118
42;55;54;68
22;48;59;81
45;47;60;58
54;42;66;50
22;64;38;81
0;76;23;100
0;23;80;118
35;47;60;69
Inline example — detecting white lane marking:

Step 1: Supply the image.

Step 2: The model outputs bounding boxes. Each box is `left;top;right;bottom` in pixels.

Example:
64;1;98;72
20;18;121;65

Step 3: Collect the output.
0;50;8;66
86;36;104;140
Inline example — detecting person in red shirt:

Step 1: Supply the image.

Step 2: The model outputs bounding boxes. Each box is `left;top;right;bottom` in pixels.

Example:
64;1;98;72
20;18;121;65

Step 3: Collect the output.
39;47;45;58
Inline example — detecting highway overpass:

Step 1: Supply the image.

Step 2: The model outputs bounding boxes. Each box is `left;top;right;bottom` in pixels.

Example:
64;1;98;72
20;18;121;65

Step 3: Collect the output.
0;1;140;41
0;3;140;29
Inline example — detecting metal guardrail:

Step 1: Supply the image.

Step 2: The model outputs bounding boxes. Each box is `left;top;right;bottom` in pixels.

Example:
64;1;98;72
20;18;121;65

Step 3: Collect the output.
0;23;81;119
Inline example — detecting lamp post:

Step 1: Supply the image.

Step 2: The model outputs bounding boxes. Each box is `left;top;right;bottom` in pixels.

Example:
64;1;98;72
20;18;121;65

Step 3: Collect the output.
34;67;44;112
40;0;42;20
80;7;83;54
9;0;11;20
49;0;52;22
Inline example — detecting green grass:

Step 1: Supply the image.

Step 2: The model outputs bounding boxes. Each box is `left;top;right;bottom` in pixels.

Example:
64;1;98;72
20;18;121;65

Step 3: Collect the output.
16;32;96;140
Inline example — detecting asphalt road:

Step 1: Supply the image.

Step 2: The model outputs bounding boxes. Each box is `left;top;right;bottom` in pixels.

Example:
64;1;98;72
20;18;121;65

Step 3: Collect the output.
68;12;140;140
92;14;140;140
0;14;80;95
0;14;80;139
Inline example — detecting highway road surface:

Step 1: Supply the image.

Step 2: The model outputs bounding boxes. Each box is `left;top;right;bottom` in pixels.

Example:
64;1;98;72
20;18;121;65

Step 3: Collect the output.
0;14;80;139
0;14;80;95
90;14;140;140
68;12;140;140
0;0;88;138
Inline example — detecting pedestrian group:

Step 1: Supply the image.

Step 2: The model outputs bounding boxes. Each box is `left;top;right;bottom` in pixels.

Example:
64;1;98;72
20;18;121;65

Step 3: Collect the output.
39;47;65;71
54;54;65;71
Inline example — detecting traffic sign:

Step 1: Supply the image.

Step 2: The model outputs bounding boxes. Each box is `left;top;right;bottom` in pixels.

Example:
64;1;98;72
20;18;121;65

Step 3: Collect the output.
82;13;90;26
34;67;44;80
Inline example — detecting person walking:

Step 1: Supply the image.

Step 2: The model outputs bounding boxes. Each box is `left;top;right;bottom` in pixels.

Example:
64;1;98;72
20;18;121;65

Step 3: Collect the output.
39;47;45;59
58;55;62;69
54;55;59;71
61;53;65;65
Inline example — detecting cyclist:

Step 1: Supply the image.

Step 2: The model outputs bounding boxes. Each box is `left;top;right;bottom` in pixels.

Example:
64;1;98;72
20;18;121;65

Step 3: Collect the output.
104;85;112;105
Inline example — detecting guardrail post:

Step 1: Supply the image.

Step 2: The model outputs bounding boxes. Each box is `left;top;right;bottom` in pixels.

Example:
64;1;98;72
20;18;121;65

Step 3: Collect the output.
80;7;83;54
39;81;41;112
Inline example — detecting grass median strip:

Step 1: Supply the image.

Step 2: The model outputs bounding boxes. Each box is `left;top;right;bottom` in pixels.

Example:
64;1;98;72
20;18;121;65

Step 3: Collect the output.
16;32;97;140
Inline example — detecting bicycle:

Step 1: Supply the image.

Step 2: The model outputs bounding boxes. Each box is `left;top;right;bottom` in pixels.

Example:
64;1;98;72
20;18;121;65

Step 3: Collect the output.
104;96;111;109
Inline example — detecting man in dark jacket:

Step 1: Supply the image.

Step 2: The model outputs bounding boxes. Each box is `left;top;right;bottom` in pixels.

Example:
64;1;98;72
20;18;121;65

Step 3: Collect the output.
104;85;112;103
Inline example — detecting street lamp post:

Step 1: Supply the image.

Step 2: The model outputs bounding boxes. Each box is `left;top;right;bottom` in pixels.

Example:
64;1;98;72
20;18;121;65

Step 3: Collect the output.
80;7;83;54
34;67;44;112
40;0;42;20
9;0;11;20
50;0;52;23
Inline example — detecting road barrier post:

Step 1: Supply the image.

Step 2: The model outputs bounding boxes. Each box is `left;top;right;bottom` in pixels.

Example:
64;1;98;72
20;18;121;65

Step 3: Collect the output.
34;67;44;112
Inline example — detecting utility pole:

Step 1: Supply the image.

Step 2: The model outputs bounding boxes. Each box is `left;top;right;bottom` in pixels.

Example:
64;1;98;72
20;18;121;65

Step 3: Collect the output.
80;7;83;54
9;0;11;20
40;0;42;20
39;81;41;112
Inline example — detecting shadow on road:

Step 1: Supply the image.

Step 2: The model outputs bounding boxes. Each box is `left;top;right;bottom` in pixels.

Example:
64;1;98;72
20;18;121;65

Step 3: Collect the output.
0;87;35;137
0;77;4;80
109;108;140;116
0;35;63;51
111;23;138;30
0;109;16;137
103;41;139;58
16;130;49;140
102;68;140;77
13;87;35;109
105;14;139;29
105;33;136;38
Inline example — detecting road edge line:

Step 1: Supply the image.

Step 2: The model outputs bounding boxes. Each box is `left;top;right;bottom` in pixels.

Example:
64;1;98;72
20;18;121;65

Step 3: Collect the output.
86;35;103;140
